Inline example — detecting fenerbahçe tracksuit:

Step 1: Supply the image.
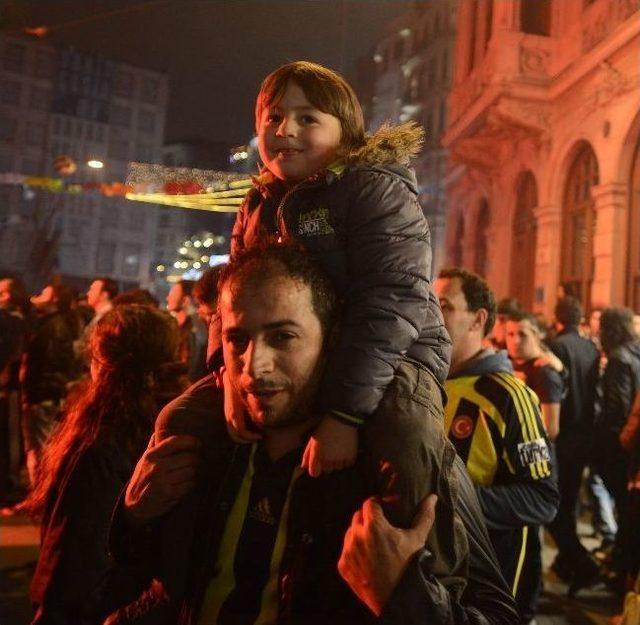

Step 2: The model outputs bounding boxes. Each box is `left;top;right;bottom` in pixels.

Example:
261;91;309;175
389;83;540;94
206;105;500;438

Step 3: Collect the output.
443;349;559;622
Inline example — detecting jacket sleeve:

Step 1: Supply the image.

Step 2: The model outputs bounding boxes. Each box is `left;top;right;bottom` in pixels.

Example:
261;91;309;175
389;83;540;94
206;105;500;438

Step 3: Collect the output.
319;169;437;424
380;458;519;625
620;391;640;453
601;356;636;433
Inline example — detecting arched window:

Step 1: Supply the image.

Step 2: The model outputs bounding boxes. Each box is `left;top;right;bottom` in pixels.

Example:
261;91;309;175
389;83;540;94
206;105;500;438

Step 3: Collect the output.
521;0;551;36
628;138;640;310
561;144;598;309
451;214;464;267
474;199;490;277
510;172;538;309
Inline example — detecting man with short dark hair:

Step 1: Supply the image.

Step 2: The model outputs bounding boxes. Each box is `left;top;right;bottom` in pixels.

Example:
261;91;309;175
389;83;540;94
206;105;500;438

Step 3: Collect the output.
434;268;558;625
193;265;225;327
87;277;119;321
546;296;602;593
167;279;207;381
110;246;518;625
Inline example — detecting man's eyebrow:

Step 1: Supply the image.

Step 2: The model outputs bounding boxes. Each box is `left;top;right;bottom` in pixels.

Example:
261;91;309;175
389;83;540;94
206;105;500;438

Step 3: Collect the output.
263;320;301;330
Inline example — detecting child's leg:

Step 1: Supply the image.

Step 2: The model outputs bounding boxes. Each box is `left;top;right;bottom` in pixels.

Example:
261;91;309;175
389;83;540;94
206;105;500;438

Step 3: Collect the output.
362;360;469;596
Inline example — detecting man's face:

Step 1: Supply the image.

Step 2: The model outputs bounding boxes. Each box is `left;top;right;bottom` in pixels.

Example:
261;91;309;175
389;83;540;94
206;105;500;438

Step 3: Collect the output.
166;284;184;313
434;276;479;366
197;300;216;327
0;279;12;309
221;274;325;430
257;82;342;183
31;285;55;309
87;280;105;309
506;319;541;362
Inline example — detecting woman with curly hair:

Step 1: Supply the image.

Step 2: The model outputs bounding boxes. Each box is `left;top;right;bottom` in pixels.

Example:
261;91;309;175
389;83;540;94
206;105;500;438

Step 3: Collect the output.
23;304;188;625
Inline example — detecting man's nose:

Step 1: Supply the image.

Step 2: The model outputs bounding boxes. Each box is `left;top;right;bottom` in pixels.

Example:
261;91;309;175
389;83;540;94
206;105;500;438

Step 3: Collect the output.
243;339;274;378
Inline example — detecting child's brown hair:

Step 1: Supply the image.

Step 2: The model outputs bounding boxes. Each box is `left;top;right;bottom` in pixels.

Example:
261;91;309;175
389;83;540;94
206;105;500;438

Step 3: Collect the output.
255;60;366;154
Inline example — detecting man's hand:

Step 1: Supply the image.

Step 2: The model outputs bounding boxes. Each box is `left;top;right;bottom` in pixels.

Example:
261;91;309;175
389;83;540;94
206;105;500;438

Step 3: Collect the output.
338;495;438;617
124;434;202;527
301;414;358;477
222;367;262;444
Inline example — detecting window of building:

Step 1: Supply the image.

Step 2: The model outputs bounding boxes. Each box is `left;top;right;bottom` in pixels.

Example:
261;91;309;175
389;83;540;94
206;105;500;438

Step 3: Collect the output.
520;0;552;36
140;77;159;103
451;214;464;267
121;244;141;277
114;70;134;97
110;104;132;127
100;205;120;229
26;122;46;146
627;138;640;310
0;117;18;142
138;110;156;133
560;143;598;309
510;171;538;309
29;85;51;111
96;241;116;273
474;199;490;277
2;42;25;73
0;79;22;105
34;50;55;78
108;139;130;160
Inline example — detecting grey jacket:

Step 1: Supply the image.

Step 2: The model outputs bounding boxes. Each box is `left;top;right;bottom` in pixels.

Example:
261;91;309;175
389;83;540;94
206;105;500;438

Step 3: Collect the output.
231;124;451;423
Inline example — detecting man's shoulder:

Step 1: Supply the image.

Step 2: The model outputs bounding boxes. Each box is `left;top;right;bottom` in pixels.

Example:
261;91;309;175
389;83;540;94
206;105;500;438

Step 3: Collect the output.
156;374;225;442
473;372;537;417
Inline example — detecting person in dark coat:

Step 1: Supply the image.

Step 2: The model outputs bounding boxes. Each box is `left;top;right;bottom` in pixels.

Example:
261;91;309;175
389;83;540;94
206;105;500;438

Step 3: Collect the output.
23;304;188;625
221;61;466;585
109;244;518;625
22;284;82;485
597;307;640;585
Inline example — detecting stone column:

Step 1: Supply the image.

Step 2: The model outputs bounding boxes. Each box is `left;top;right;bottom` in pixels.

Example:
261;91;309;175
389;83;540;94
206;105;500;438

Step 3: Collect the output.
591;182;628;306
532;204;562;316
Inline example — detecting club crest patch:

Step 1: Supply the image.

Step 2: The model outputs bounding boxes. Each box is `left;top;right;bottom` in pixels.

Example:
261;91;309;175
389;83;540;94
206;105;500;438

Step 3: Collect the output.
297;207;334;236
517;438;551;467
451;415;474;439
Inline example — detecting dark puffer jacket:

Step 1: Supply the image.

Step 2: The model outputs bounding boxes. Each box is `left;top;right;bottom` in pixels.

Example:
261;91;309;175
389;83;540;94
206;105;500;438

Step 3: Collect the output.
231;124;451;422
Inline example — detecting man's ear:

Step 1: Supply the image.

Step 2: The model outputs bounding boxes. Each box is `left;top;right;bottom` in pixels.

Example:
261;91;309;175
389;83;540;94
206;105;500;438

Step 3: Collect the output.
471;308;488;334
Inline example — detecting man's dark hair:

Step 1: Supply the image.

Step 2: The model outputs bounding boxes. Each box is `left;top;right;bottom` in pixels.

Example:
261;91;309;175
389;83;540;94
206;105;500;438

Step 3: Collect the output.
508;310;543;335
600;307;637;355
218;242;338;336
555;296;583;328
497;297;521;316
438;268;496;337
177;280;195;297
95;277;119;301
193;265;225;306
113;289;159;308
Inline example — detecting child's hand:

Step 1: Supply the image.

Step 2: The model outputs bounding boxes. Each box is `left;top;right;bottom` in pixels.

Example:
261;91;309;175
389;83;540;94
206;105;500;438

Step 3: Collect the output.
302;415;358;477
222;367;262;444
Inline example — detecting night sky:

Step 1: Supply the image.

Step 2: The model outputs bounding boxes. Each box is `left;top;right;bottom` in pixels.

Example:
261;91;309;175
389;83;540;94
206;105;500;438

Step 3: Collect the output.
3;0;413;146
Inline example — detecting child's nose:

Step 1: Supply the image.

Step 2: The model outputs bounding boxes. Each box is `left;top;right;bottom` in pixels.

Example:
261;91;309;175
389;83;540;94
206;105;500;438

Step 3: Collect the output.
276;116;295;137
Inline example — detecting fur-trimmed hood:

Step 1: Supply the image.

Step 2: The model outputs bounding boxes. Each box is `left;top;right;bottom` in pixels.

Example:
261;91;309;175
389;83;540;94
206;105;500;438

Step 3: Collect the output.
341;121;424;167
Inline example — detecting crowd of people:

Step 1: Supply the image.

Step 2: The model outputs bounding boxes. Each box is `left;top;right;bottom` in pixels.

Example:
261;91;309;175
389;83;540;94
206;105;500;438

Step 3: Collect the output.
0;59;638;625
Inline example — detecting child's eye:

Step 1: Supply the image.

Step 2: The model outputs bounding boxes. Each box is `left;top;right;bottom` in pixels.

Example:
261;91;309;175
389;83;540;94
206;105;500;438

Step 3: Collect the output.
266;113;282;124
271;331;297;346
300;115;317;125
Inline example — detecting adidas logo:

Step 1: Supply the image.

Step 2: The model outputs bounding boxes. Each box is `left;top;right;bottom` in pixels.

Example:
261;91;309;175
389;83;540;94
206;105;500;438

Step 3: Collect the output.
248;496;276;525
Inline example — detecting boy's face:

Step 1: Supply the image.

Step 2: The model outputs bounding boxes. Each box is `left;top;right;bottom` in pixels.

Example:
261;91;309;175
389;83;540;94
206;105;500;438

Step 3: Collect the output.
257;82;342;183
506;319;541;362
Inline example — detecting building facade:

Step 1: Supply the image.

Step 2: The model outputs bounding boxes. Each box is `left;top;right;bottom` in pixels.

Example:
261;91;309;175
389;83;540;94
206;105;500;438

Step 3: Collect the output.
443;0;640;315
361;1;458;275
0;33;168;291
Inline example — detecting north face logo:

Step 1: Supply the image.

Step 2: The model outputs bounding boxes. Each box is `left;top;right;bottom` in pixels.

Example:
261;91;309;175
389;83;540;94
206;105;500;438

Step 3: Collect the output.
297;207;334;236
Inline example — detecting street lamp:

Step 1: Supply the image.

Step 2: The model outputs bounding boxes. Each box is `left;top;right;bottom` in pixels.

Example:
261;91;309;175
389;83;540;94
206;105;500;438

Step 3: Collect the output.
87;159;104;169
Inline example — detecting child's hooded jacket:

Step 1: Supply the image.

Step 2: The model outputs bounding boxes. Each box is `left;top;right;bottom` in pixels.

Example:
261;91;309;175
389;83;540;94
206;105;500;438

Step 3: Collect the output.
231;123;451;424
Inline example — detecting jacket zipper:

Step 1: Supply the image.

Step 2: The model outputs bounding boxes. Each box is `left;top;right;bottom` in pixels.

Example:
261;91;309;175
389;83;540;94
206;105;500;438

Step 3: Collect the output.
274;175;325;241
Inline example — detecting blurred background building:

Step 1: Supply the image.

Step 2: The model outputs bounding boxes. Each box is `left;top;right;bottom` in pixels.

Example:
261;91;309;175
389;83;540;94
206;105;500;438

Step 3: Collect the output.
0;32;169;292
356;0;458;276
442;0;640;316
